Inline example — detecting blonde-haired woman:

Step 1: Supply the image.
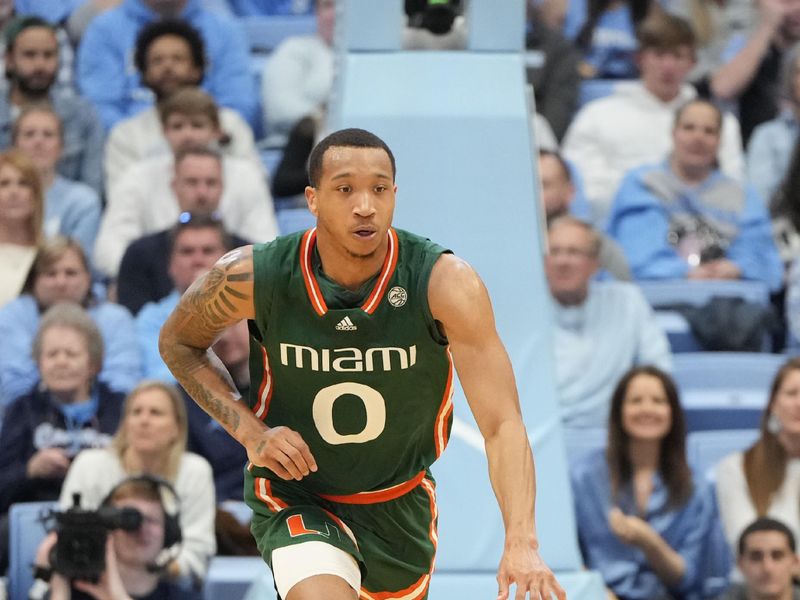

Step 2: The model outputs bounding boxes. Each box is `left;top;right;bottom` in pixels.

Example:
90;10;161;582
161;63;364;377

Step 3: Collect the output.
0;149;44;307
59;380;216;584
716;357;800;552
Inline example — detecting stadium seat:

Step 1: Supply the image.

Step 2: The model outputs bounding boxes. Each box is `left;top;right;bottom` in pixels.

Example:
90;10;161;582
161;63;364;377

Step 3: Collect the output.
561;427;606;466
577;79;619;108
655;309;702;352
7;501;57;600
638;280;770;309
673;352;784;431
242;15;317;54
687;429;760;481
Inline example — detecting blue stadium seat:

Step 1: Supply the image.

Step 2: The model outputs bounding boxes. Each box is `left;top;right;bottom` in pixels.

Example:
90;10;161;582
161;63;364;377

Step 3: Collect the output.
577;79;618;108
673;352;784;431
8;501;57;600
687;429;760;481
638;280;770;309
207;557;269;600
242;15;317;54
655;310;702;353
561;427;606;466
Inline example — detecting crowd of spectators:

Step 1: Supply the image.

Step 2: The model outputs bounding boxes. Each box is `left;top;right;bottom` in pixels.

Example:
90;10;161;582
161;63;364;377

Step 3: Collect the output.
0;0;798;598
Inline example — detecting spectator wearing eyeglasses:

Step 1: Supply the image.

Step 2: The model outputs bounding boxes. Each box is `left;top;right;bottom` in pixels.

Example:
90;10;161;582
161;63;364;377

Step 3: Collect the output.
135;214;233;383
545;216;672;428
93;89;278;283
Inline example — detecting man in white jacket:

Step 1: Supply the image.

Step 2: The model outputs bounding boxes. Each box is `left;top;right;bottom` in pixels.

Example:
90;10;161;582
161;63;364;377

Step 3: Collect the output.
563;13;744;224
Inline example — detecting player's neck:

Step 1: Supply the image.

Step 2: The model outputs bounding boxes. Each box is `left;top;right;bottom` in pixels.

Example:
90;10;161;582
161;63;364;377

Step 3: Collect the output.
316;232;388;292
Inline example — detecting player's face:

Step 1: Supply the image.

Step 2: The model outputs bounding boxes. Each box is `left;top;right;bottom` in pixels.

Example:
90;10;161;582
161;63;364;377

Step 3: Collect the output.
172;154;224;214
38;325;95;399
621;374;673;442
125;388;181;456
14;110;63;171
771;369;800;436
143;34;201;98
738;530;798;599
112;498;166;567
163;113;220;153
638;45;694;102
544;222;598;304
7;27;58;94
168;227;227;292
306;146;396;261
34;248;92;307
538;154;573;220
672;103;720;175
0;163;35;225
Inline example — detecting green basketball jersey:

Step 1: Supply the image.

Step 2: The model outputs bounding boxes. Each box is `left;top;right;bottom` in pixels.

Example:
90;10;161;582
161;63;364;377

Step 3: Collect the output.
247;227;454;497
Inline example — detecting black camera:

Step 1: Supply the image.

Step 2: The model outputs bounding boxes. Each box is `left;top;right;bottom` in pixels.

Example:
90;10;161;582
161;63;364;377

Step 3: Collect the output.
48;493;143;582
405;0;461;35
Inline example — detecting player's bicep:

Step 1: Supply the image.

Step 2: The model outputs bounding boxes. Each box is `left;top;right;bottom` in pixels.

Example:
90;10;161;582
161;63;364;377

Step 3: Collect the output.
161;246;256;350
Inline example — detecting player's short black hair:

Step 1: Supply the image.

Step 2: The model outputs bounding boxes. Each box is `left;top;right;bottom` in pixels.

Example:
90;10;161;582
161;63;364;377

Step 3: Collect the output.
134;19;206;78
307;128;396;187
738;517;796;556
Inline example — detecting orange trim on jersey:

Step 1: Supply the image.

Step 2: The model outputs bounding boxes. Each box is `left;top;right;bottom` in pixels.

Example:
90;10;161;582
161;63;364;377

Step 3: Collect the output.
252;344;274;419
299;228;399;316
254;477;288;513
300;228;328;316
361;228;399;314
360;478;437;600
318;471;425;505
434;348;455;458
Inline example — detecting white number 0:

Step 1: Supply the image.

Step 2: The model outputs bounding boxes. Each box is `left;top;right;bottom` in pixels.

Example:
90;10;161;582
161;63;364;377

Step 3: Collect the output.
311;382;386;445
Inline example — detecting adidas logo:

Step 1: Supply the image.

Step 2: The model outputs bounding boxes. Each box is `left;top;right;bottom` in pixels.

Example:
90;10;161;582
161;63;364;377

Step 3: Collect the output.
335;316;357;331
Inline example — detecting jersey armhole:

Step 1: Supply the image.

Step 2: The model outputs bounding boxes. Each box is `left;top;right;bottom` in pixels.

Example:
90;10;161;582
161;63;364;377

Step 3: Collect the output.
420;249;452;347
251;243;275;340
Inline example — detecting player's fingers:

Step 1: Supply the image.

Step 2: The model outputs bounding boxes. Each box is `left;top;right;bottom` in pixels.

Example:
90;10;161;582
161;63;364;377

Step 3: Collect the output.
268;459;294;481
280;438;314;478
285;430;318;472
496;573;510;600
514;580;527;600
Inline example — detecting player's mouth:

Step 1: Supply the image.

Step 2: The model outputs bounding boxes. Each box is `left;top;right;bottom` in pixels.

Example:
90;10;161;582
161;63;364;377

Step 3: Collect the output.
352;226;377;239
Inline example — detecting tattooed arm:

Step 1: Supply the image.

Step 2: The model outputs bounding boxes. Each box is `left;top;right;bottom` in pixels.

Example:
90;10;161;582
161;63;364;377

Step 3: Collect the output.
159;246;317;481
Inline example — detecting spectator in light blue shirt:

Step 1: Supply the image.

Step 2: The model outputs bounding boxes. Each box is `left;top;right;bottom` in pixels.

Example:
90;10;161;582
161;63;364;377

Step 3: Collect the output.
607;98;783;291
13;105;101;257
77;0;257;130
571;366;731;599
545;216;671;428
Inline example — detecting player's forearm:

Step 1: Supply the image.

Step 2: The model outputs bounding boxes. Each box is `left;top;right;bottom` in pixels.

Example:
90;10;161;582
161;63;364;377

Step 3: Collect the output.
159;338;266;445
485;418;539;548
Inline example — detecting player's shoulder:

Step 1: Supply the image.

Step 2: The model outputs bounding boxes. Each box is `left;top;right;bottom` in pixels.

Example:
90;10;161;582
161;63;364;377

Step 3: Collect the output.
428;252;484;311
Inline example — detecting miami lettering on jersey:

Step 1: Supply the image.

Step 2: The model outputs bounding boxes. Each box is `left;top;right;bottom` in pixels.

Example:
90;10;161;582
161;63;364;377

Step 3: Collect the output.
280;343;417;373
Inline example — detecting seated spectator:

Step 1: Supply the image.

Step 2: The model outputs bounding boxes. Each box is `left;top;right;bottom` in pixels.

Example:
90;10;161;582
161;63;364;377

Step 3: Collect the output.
572;366;731;599
748;44;800;210
0;149;42;307
545;216;671;427
563;13;743;222
710;0;800;145
567;0;656;79
34;475;202;600
13;105;101;256
0;16;104;193
716;358;800;552
540;150;630;280
271;110;321;198
715;518;800;600
0;303;123;570
94;89;277;279
525;4;581;140
60;380;216;584
0;236;141;410
261;0;334;138
607;99;782;291
787;260;800;345
76;0;256;130
104;18;259;187
770;132;800;264
136;214;232;382
117;151;249;315
185;320;248;502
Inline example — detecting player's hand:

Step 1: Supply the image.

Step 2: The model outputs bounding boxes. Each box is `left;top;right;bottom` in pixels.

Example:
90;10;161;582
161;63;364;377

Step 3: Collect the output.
496;538;566;600
247;426;318;481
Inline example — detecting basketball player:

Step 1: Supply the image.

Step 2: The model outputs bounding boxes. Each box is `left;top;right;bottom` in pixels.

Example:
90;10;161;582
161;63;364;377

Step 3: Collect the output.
159;128;565;600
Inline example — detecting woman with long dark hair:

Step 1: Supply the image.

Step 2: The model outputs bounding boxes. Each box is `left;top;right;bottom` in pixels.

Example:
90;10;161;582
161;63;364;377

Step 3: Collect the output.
571;366;730;599
716;358;800;552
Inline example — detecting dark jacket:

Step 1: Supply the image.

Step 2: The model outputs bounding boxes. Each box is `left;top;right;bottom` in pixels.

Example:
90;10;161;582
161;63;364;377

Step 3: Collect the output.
0;382;124;513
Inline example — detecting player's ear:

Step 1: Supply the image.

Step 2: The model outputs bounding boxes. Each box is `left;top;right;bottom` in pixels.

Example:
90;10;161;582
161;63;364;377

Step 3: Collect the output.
305;186;319;217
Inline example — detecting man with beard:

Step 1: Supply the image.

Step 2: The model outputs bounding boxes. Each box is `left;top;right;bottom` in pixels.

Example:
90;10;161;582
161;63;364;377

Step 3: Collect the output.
104;19;260;187
0;16;104;193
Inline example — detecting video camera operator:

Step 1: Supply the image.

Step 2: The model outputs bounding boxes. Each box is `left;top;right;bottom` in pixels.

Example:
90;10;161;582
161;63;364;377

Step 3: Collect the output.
31;477;201;600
